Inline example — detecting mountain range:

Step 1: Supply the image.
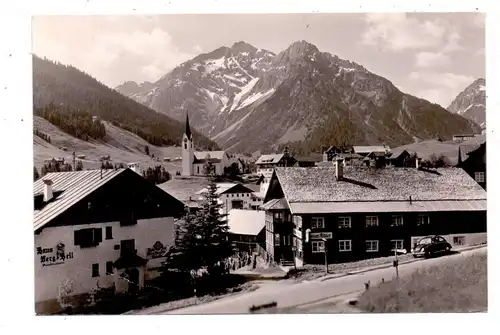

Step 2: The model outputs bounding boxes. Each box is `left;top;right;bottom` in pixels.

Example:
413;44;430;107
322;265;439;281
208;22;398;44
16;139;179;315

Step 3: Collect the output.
116;40;481;154
447;78;486;129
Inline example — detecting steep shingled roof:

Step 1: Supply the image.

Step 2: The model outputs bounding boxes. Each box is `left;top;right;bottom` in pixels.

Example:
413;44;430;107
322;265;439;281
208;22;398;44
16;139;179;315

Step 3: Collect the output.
274;166;486;203
33;169;126;231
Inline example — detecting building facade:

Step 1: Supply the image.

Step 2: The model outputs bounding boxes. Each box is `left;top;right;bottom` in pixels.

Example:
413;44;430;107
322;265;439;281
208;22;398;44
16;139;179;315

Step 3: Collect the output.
262;163;487;266
34;169;185;315
197;183;263;213
458;142;486;190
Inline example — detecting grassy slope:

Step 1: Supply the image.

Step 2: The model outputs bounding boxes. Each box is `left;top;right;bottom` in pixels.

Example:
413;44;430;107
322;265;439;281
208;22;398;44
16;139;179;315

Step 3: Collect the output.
357;252;487;313
33;116;182;175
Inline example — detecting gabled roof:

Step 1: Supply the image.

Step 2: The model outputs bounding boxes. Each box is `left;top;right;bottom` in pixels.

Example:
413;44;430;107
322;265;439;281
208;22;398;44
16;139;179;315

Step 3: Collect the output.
227;209;265;236
353;146;390;154
458;135;486;163
274;166;486;204
33;169;127;232
332;153;363;160
197;183;257;196
261;198;289;210
256;154;284;165
194;151;227;161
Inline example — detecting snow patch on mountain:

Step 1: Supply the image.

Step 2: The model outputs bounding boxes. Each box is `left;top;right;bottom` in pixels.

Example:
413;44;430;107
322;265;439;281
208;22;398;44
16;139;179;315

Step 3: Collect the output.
238;88;275;109
230;77;259;112
205;57;226;73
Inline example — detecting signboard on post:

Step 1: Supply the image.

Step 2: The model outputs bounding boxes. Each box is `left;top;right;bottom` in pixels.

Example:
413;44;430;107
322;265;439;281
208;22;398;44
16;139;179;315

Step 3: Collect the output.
310;232;333;240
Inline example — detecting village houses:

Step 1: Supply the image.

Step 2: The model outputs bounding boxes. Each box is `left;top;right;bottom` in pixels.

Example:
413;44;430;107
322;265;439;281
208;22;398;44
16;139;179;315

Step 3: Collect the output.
261;160;487;267
33;169;185;315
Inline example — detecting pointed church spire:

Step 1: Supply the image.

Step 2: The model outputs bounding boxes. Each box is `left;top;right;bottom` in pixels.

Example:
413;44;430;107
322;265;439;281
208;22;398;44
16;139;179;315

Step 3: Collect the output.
185;112;192;139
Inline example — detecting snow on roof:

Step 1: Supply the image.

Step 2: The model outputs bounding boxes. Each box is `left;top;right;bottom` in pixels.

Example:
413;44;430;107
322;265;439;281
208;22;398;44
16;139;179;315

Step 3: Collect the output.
256;154;284;165
353;146;390;154
194;151;227;160
228;209;265;236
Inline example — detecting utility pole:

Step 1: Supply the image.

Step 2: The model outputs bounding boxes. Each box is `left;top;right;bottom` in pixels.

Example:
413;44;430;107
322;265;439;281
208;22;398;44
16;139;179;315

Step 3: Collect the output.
72;151;76;171
322;237;328;274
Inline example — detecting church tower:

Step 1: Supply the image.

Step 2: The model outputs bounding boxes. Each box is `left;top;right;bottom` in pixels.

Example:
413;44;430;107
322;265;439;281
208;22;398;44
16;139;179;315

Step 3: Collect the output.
181;112;194;177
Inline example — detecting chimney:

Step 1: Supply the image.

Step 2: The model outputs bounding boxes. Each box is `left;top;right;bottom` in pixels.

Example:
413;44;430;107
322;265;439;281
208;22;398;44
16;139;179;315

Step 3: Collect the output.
43;179;53;202
334;159;344;180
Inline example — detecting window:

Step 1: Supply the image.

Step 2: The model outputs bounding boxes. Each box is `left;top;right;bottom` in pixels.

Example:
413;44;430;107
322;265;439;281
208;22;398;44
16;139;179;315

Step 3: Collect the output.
391;215;404;227
274;234;280;246
274;212;284;220
366;240;379;252
453;236;465;246
92;263;100;277
339;240;352;252
120;239;135;254
74;228;102;248
366;216;379;227
391;240;404;251
106;261;114;275
475;172;485;183
105;226;113;240
197;166;200;174
338;216;351;228
311;217;325;229
417;215;430;226
231;200;244;209
312;241;325;253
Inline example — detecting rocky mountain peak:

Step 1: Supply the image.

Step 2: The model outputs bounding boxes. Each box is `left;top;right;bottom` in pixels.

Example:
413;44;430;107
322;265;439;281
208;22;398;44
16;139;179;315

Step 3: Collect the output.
230;41;258;54
447;78;486;128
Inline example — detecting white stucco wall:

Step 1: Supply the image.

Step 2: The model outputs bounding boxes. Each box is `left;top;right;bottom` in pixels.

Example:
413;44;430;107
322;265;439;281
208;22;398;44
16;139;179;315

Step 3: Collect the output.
193;162;224;176
34;217;175;306
181;135;194;176
220;192;258;213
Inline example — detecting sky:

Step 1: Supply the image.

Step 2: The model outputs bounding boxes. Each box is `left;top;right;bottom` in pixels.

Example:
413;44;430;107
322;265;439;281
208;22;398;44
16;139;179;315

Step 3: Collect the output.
32;13;485;108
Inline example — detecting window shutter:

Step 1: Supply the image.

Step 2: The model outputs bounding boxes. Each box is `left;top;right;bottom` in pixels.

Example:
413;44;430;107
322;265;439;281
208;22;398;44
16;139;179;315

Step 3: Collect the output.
94;228;103;244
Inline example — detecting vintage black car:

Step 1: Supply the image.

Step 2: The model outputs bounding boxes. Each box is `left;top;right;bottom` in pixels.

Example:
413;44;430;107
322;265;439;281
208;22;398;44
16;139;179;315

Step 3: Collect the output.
411;235;452;258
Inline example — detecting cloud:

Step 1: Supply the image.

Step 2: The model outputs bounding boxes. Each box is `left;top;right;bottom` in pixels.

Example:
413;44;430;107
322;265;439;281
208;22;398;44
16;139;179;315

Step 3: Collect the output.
362;13;447;51
32;17;196;86
95;28;195;81
409;71;475;106
415;52;451;69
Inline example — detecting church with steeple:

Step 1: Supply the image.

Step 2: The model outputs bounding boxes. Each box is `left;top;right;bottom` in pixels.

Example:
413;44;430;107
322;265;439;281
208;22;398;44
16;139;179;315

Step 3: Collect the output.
181;113;232;177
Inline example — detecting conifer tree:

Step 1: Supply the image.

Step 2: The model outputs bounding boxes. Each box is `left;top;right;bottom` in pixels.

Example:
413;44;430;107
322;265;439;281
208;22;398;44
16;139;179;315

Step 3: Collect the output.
163;160;233;277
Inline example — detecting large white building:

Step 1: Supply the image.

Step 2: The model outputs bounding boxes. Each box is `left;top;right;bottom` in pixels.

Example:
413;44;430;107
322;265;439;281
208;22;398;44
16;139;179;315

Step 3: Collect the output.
196;182;264;213
33;169;185;315
182;113;233;177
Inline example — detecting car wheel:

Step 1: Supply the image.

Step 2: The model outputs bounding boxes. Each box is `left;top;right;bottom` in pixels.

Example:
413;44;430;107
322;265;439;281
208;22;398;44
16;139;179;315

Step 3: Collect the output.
424;251;430;259
445;246;451;254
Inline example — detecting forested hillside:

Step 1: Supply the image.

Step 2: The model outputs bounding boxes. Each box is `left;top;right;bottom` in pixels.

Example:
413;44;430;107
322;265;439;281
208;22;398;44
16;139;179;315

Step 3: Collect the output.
33;55;218;149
